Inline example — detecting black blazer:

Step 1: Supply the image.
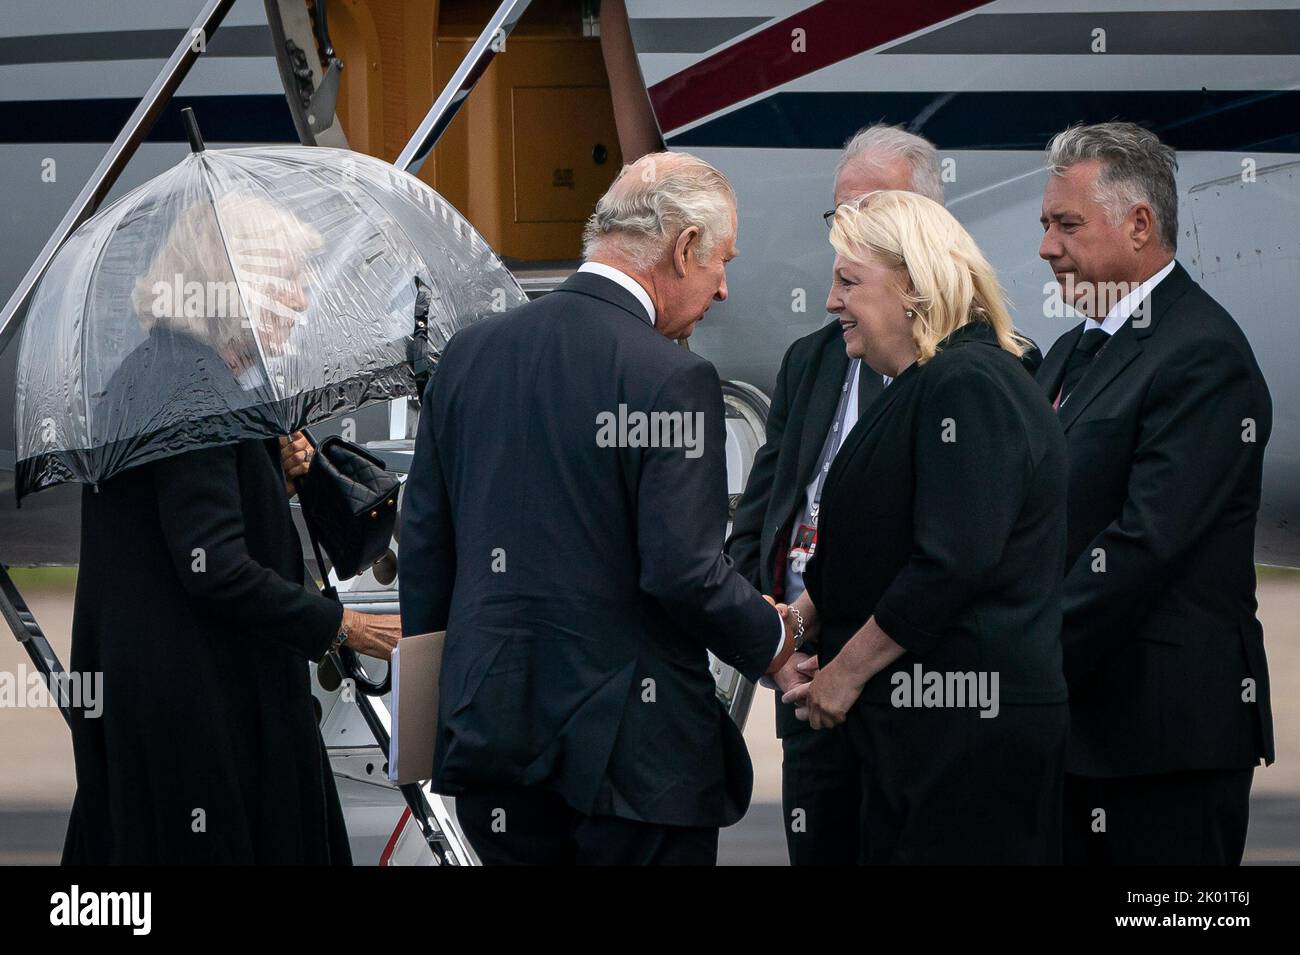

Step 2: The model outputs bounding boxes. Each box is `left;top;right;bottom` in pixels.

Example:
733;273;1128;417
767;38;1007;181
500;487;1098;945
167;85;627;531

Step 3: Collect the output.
727;322;1043;734
805;321;1069;705
63;437;348;864
399;270;779;829
1035;262;1274;775
726;320;882;736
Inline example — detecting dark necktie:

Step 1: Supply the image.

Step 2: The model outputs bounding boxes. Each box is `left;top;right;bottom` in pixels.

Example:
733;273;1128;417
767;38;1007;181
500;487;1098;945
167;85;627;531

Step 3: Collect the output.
1057;328;1110;407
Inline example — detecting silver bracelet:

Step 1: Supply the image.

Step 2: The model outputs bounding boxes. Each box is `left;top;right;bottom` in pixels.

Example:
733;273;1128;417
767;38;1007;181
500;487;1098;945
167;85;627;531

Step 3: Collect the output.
788;605;806;649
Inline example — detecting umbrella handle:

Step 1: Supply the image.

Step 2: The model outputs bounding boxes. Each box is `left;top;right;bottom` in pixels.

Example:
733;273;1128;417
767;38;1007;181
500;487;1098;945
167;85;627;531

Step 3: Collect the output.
336;644;390;697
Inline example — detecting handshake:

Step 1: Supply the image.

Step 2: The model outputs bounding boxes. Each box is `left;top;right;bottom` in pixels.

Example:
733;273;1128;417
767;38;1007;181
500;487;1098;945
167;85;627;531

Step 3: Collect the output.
761;595;820;720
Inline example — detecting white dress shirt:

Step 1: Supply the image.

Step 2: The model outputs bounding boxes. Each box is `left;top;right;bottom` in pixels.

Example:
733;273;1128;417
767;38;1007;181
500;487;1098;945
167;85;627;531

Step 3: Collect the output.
577;262;786;663
577;262;656;326
1084;258;1176;335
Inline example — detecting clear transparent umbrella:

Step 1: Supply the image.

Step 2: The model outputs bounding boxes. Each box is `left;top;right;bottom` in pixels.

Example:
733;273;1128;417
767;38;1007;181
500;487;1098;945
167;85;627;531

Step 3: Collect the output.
14;125;525;499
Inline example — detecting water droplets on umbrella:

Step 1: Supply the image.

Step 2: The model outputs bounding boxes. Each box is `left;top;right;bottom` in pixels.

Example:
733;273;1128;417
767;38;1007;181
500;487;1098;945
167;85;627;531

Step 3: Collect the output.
14;108;526;499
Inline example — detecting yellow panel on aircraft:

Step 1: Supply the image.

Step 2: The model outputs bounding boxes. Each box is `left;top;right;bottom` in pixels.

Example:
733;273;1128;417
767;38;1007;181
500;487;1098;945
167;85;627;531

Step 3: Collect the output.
512;85;621;226
434;32;621;261
330;0;620;263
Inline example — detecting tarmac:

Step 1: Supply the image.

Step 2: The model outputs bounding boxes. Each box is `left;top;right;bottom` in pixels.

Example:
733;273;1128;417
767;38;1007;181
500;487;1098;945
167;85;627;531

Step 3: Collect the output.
3;567;1297;865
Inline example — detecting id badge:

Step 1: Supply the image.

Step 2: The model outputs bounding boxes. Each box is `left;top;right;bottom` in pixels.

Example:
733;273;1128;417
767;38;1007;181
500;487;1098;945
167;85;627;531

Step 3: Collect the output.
789;521;818;574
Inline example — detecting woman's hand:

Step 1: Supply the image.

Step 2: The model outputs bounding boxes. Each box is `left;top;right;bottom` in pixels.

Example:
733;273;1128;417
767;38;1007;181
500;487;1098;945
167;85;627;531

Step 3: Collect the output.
339;609;402;661
782;616;905;729
279;432;313;496
783;654;865;729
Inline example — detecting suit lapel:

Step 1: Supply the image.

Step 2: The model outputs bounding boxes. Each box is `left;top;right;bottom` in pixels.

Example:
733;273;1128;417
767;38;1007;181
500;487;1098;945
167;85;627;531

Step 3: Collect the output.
1056;329;1141;430
1055;263;1191;430
1036;324;1083;403
857;363;884;417
830;321;993;476
828;358;915;477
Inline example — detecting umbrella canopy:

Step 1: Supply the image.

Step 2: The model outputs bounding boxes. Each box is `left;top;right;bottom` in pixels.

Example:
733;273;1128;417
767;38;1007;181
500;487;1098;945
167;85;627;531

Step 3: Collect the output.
14;140;526;499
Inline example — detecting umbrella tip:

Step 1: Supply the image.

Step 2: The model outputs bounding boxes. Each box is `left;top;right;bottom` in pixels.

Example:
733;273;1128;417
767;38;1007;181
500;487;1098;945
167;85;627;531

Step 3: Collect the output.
181;107;206;154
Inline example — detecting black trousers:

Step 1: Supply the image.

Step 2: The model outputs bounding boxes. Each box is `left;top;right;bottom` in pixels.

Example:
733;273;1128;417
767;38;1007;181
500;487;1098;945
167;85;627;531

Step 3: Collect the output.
454;787;719;865
781;724;862;865
1063;769;1254;865
845;700;1068;864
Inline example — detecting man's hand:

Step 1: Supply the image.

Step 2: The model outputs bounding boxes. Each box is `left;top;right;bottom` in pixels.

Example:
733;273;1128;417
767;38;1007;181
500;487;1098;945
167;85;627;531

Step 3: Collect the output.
761;596;793;664
279;432;313;496
773;651;816;698
774;649;816;717
763;596;805;652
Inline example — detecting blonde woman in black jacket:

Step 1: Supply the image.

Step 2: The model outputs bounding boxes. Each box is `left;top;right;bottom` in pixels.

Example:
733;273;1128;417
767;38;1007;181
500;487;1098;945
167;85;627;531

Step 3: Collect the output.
781;190;1070;864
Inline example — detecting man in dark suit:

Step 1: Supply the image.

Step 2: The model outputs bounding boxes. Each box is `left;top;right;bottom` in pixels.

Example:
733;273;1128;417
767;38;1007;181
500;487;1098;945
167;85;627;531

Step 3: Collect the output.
1036;122;1273;865
727;124;1041;865
399;152;796;865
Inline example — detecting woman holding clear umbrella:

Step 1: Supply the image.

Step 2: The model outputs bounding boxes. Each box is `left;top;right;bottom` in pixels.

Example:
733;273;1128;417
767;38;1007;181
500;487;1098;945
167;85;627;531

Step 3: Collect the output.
59;191;401;865
15;118;527;864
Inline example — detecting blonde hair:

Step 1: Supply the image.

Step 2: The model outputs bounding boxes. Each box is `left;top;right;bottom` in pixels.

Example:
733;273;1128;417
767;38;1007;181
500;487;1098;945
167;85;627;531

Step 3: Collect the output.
134;191;322;352
829;190;1026;365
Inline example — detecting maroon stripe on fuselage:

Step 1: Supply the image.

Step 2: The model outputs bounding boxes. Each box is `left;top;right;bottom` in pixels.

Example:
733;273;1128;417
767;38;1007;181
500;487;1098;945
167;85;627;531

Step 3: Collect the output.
647;0;990;135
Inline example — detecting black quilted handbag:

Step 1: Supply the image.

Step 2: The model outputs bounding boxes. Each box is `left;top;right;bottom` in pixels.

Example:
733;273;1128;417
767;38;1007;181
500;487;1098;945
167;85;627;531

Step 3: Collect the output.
297;434;400;581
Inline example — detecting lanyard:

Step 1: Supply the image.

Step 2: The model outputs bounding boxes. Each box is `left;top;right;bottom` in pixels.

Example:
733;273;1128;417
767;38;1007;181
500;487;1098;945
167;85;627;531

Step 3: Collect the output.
809;357;860;520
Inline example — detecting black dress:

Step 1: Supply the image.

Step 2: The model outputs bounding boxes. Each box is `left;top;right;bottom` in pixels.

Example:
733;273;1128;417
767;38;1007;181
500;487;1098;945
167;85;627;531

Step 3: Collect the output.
805;321;1070;864
61;430;348;864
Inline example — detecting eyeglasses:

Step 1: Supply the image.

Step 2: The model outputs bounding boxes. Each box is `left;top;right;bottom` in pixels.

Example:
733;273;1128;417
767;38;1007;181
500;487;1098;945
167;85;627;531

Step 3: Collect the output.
822;192;881;229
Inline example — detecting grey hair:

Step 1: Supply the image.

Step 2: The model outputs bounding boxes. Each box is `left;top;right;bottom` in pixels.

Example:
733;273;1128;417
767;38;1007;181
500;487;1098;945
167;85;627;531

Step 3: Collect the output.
581;152;736;270
1047;122;1179;251
836;123;944;205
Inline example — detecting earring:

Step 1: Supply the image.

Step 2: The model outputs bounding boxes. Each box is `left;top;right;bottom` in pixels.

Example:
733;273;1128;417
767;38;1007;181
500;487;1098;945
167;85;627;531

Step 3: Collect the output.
905;309;916;319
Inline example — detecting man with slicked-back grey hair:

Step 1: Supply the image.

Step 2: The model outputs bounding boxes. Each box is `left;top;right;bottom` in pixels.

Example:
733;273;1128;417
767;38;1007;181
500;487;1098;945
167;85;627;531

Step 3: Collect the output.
1036;121;1273;865
400;152;799;865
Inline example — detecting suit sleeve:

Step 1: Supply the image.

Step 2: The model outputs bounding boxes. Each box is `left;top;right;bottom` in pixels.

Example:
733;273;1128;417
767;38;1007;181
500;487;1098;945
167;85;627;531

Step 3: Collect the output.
724;341;794;587
637;360;785;682
1060;339;1267;680
153;443;343;662
873;366;1033;655
398;370;457;638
